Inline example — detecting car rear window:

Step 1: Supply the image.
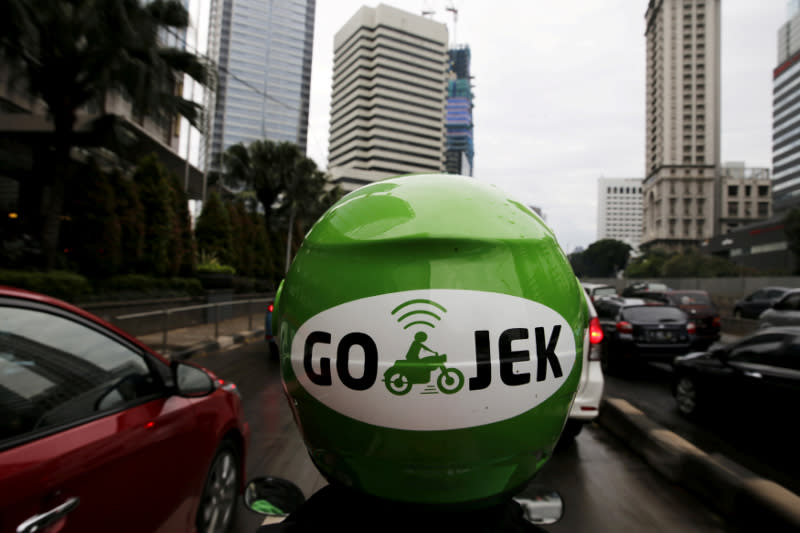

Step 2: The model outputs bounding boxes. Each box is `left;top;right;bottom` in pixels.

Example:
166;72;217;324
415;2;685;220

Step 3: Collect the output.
669;292;710;305
622;306;686;322
594;287;617;298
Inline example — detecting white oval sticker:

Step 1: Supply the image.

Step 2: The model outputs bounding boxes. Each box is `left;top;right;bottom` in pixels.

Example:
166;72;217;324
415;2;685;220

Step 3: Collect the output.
290;289;576;430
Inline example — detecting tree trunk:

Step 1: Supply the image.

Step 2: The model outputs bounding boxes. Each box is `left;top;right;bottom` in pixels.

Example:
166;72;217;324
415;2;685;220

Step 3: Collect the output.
284;203;296;274
41;109;75;270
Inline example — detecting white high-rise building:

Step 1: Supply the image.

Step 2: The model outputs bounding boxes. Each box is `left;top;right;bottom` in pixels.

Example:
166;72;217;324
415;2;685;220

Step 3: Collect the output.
773;1;800;213
327;4;448;192
642;0;721;249
597;178;643;249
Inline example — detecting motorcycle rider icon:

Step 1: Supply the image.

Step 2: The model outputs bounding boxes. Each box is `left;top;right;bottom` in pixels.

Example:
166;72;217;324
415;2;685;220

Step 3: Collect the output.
383;331;465;395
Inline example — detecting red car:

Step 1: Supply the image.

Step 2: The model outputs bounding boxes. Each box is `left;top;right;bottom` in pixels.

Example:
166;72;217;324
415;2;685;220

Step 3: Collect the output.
0;286;249;533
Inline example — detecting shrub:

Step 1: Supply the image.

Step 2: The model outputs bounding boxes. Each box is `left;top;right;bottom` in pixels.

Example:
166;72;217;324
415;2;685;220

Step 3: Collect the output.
0;269;92;300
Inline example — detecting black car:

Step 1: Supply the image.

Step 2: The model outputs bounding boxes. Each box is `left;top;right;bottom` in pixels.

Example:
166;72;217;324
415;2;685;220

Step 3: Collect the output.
630;289;721;349
733;286;793;319
593;296;695;375
673;327;800;420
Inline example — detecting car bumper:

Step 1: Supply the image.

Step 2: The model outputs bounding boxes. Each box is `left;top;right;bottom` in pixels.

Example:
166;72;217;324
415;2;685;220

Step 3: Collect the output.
613;340;693;361
569;361;604;421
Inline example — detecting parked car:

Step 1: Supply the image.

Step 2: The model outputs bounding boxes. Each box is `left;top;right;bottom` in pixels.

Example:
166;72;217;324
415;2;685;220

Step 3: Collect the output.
673;326;800;420
621;281;671;297
733;286;793;319
580;282;618;303
758;289;800;329
593;296;695;374
631;289;720;349
0;286;249;533
560;292;605;443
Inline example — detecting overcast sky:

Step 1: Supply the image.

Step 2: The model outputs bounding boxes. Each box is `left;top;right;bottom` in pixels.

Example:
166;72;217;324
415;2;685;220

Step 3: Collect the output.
303;1;789;253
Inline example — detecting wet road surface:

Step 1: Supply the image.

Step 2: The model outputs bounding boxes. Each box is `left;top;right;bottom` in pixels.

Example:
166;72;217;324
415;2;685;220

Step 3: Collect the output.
198;341;733;532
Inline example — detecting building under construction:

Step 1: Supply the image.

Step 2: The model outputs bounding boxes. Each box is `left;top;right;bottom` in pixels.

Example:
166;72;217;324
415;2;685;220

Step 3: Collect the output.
445;45;475;176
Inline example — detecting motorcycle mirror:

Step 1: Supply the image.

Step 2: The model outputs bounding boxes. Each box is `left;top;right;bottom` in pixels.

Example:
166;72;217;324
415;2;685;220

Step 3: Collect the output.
244;476;306;517
514;489;564;525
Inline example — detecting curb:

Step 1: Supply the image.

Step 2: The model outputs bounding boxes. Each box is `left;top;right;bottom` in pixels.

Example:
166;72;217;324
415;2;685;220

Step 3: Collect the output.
171;329;265;361
598;397;800;532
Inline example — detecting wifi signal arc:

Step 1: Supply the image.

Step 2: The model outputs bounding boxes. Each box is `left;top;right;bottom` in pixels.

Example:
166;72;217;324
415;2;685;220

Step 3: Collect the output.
391;299;448;330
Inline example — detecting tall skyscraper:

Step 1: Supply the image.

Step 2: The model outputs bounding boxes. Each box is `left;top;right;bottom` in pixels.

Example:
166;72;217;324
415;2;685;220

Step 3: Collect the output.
327;4;448;192
597;178;644;249
445;46;474;176
641;0;721;249
772;1;800;213
207;0;315;172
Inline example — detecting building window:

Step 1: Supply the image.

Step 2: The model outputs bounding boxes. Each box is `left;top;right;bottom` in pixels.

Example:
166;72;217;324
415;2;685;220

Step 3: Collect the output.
728;202;738;216
728;185;738;196
745;185;751;197
758;202;769;217
758;185;769;197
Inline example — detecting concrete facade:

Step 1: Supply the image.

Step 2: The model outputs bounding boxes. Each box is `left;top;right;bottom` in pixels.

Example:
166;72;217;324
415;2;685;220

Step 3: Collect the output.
642;0;721;249
327;4;448;192
597;178;644;249
717;162;773;234
772;1;800;213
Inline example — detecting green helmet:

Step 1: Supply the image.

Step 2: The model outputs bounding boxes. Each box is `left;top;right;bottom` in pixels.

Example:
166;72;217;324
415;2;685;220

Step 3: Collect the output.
275;174;586;507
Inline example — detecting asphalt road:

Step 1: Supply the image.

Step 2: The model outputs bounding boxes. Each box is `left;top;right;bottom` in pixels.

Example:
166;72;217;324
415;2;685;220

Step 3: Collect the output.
602;359;800;497
196;340;737;533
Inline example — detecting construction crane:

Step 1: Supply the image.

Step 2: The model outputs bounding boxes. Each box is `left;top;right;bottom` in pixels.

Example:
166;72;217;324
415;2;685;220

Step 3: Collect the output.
446;3;458;45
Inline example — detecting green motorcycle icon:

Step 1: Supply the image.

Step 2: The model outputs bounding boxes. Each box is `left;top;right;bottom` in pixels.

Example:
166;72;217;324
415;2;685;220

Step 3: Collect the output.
383;353;465;395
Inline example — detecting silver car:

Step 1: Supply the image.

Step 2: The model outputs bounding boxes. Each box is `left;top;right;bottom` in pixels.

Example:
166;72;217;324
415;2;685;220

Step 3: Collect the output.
759;289;800;328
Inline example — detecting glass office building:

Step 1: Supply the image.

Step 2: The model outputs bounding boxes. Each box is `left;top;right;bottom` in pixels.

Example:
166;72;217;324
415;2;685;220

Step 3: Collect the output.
207;0;315;172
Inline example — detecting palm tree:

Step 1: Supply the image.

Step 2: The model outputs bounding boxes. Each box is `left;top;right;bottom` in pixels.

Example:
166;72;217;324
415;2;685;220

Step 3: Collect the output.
2;0;209;269
221;139;343;272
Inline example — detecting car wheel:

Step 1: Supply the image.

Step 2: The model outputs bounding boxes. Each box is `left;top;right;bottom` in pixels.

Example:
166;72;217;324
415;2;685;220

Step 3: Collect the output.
197;441;240;533
268;340;279;360
564;419;584;439
674;376;699;418
600;344;618;376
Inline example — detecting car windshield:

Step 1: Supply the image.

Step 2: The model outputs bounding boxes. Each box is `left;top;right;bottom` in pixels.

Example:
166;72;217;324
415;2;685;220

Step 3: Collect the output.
622;306;686;323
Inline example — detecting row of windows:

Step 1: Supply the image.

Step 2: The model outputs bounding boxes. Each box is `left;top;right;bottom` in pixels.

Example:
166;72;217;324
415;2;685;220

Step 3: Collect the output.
727;202;770;217
606;187;642;194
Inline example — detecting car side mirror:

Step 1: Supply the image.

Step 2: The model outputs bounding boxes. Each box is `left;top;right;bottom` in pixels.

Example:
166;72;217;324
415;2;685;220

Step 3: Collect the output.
172;362;215;397
244;477;306;517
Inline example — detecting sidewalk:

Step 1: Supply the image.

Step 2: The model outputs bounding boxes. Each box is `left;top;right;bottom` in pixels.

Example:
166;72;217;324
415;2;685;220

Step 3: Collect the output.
134;314;265;361
135;321;800;530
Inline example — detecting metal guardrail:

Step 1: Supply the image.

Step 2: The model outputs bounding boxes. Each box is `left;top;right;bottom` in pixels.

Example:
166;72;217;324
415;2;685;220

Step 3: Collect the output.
115;298;271;349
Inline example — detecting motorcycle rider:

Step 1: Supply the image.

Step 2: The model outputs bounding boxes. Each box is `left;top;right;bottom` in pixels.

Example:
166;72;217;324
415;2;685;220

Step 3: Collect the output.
405;331;438;362
261;174;587;532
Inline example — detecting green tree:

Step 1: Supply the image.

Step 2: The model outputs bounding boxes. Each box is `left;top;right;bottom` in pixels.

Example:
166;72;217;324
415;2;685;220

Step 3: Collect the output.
110;170;145;274
221;139;342;272
135;154;172;276
61;160;122;277
2;0;209;269
167;174;196;277
625;248;672;278
222;140;304;226
195;191;233;267
570;239;632;278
